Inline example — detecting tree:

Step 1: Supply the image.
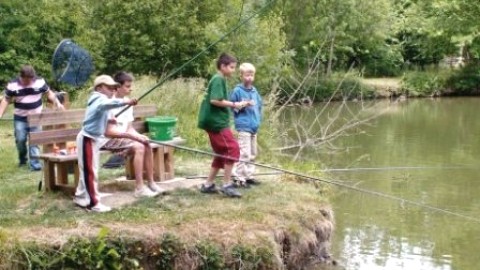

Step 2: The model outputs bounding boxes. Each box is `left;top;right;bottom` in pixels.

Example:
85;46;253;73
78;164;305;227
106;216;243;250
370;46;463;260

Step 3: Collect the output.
278;0;395;76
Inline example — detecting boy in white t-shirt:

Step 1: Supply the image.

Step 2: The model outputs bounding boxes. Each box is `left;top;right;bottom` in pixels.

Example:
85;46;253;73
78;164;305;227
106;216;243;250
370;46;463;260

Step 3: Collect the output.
103;72;164;197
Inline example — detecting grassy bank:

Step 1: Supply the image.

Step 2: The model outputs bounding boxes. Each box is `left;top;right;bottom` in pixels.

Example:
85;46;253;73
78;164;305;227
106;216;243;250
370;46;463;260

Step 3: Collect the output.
0;77;334;269
363;65;480;98
0;177;333;269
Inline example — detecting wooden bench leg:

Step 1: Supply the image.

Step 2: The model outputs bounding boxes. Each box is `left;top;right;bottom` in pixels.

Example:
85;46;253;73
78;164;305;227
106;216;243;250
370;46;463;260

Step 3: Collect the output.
164;147;175;180
73;162;79;188
125;155;135;180
43;160;56;191
56;163;69;186
153;146;166;181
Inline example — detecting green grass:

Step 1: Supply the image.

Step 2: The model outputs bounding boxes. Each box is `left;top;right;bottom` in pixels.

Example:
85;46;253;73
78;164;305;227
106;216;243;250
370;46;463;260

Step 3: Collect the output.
0;77;333;269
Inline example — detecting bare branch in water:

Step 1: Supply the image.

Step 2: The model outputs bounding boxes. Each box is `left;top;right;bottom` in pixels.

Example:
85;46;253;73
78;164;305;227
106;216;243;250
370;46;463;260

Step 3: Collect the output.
268;49;388;161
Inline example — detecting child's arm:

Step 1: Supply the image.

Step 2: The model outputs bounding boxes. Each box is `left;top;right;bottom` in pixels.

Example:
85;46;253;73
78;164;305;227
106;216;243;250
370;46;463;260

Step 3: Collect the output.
0;96;10;118
229;88;243;113
210;99;246;110
105;122;149;144
96;97;137;112
46;89;65;111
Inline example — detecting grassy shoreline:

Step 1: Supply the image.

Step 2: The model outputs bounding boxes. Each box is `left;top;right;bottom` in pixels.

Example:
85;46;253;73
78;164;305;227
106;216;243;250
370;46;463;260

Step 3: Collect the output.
0;77;335;269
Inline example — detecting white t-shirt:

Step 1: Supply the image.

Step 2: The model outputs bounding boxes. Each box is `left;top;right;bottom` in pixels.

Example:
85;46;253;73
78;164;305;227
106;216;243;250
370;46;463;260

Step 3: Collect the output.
109;97;134;133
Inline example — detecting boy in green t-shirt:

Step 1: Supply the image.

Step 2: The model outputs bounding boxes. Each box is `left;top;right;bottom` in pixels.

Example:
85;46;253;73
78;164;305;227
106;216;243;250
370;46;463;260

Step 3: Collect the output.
198;53;251;198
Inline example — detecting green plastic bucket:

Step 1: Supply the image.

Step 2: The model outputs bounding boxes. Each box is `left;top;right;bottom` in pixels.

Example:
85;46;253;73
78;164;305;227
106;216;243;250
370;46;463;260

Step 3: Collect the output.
146;116;177;141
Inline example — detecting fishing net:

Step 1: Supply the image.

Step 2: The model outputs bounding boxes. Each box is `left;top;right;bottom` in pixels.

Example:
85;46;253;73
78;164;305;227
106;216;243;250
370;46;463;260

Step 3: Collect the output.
51;39;94;87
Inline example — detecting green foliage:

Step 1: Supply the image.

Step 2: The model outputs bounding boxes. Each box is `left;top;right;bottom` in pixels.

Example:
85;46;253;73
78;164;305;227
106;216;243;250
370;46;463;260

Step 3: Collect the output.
195;240;225;270
204;2;292;93
21;228;141;270
229;244;275;269
89;0;221;77
280;72;376;102
278;0;394;74
445;64;480;94
359;43;404;77
155;233;184;269
401;70;450;97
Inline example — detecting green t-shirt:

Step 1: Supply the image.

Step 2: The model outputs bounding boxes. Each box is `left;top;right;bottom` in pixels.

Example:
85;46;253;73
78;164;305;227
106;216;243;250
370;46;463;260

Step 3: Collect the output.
198;74;231;132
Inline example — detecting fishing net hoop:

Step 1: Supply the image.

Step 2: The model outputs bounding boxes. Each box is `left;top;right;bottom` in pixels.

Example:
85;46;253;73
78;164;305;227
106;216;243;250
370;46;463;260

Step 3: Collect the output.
51;39;94;87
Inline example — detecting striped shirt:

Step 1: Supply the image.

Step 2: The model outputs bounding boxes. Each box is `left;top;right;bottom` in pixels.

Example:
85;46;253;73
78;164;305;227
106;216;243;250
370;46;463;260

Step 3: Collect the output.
4;77;49;122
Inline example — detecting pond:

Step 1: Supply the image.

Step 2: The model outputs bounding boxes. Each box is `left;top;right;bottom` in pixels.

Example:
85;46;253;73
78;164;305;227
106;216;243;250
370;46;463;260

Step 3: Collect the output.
291;98;480;270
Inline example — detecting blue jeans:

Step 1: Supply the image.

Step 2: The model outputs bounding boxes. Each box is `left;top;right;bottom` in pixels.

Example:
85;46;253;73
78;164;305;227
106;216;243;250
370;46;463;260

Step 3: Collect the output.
14;120;42;169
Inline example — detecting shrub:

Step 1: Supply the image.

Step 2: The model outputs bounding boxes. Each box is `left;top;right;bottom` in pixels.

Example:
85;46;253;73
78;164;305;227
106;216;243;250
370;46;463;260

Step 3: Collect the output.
195;240;225;270
445;64;480;95
279;72;375;103
401;70;450;97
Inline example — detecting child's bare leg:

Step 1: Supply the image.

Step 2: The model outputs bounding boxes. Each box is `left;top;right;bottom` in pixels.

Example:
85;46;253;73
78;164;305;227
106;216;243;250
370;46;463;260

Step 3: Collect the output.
206;167;220;186
223;163;234;184
132;142;145;190
144;144;154;183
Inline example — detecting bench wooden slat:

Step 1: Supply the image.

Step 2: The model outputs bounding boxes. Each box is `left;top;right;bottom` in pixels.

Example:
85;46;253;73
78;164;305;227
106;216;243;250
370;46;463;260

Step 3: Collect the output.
28;105;157;126
30;121;147;146
28;109;85;126
30;128;80;145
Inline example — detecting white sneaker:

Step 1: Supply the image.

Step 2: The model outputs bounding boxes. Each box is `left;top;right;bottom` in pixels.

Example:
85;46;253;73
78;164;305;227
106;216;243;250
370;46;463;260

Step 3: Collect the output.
89;203;112;213
135;186;159;198
148;182;167;194
73;196;89;208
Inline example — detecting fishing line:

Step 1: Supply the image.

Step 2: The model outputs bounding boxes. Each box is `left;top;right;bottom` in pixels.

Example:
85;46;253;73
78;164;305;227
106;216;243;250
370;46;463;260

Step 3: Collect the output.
150;139;480;224
115;0;276;118
320;166;469;173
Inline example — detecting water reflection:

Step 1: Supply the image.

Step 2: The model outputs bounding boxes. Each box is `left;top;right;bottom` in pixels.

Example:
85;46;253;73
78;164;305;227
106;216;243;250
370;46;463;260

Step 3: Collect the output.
287;98;480;270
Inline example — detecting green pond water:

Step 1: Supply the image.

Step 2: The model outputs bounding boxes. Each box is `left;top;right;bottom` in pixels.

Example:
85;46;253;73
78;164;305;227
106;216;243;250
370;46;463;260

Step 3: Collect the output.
290;98;480;270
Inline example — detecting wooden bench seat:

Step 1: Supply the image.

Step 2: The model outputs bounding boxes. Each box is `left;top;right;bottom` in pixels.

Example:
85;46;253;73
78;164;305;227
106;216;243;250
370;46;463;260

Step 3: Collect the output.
28;105;183;194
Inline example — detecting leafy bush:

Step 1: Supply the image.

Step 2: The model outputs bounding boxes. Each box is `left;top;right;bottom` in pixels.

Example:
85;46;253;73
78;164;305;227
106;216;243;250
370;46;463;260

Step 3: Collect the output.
360;44;404;77
445;64;480;95
279;72;375;103
155;233;184;269
401;70;450;97
195;240;225;270
229;244;275;269
20;228;141;270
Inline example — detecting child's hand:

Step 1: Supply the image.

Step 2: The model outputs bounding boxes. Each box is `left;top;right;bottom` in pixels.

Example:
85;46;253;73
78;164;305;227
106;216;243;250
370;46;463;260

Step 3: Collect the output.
247;100;255;106
131;133;149;145
126;98;138;106
234;101;248;109
233;102;243;110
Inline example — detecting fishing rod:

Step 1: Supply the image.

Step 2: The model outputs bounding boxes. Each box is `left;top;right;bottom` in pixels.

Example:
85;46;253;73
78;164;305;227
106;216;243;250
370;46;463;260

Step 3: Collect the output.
149;139;480;224
186;165;472;179
115;0;276;118
185;171;283;179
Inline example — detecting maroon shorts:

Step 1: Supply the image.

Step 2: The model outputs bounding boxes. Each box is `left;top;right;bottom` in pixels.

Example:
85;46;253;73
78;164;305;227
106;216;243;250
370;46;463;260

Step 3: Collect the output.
207;128;240;169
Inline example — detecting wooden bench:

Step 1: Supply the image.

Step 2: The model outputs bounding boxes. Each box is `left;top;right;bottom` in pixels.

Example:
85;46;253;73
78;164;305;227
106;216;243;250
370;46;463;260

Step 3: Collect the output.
28;105;183;194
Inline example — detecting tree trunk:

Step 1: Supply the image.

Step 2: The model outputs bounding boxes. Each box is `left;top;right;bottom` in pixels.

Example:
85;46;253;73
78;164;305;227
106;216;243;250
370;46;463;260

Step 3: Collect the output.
327;32;335;76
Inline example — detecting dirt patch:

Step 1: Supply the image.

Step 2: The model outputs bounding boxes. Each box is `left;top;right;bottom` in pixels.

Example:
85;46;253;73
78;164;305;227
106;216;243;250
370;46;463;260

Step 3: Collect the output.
362;78;402;98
